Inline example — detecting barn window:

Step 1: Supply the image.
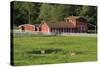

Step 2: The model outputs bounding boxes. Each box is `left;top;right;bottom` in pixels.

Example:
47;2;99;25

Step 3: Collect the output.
67;28;69;32
69;19;73;22
80;26;85;32
67;19;69;22
35;27;37;31
21;26;25;31
64;28;67;32
82;26;85;32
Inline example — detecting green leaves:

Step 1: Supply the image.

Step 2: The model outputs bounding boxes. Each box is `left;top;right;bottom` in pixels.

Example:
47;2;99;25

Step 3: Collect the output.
39;3;51;21
12;1;97;27
39;4;72;22
13;1;40;25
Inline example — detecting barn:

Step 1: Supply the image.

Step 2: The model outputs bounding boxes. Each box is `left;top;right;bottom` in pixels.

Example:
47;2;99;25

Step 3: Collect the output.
18;16;88;33
19;24;35;31
64;16;88;33
39;16;88;33
39;21;69;33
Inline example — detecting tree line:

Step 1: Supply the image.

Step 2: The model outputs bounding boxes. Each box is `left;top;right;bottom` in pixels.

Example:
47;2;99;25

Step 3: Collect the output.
12;1;97;28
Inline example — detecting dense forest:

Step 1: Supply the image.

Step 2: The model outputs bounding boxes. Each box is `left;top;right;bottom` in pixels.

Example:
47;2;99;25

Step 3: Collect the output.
11;1;97;30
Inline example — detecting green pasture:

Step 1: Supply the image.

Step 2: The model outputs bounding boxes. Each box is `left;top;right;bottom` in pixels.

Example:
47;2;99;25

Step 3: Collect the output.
13;35;97;66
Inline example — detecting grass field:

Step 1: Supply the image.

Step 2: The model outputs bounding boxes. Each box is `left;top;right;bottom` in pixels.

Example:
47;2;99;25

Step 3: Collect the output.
13;35;97;66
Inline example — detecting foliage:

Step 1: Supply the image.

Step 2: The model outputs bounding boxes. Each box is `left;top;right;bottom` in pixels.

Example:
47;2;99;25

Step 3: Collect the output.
78;6;97;25
12;1;97;27
13;1;41;26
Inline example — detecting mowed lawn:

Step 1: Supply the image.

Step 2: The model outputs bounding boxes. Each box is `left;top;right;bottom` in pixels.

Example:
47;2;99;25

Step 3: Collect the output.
13;36;97;66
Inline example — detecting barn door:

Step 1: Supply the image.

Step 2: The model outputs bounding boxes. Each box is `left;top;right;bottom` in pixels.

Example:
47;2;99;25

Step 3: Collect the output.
21;26;25;31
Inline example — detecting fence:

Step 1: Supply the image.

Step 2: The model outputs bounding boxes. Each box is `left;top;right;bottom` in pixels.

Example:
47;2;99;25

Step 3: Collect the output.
12;30;97;37
13;30;56;37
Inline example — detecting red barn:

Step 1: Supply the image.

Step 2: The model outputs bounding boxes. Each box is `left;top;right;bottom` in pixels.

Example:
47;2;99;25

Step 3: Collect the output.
39;21;69;32
40;16;88;33
19;24;35;31
64;16;88;33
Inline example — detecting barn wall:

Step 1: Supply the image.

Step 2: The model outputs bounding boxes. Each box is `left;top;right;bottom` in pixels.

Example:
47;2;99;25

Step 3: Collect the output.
24;25;35;31
65;18;88;33
19;24;35;31
40;23;50;32
68;19;76;27
76;20;88;32
65;19;77;27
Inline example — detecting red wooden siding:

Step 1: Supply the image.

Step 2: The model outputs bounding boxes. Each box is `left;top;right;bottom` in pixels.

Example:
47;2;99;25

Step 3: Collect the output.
19;24;35;31
64;16;88;33
65;19;76;27
40;22;50;32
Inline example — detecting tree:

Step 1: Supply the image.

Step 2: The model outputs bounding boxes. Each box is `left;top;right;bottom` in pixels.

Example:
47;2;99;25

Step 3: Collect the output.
50;4;71;22
12;1;97;28
39;3;51;21
78;6;97;24
77;5;97;31
39;4;73;22
14;1;34;24
13;1;41;26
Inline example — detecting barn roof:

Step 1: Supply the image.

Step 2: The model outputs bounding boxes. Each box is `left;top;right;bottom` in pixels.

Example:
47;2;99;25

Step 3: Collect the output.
66;16;80;19
42;21;75;28
65;16;87;20
19;24;34;28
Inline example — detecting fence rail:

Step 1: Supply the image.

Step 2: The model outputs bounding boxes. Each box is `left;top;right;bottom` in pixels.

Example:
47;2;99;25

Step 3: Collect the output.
12;30;97;37
13;30;56;37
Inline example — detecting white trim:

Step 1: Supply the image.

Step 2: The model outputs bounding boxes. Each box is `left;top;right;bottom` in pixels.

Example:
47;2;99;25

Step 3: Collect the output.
48;28;50;32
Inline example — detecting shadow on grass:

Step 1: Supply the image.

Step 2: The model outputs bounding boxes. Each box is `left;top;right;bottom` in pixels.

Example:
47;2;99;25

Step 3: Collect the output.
27;48;64;54
27;48;84;55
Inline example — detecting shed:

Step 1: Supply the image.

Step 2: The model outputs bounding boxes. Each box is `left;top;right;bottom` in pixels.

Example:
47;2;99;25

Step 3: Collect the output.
19;24;35;31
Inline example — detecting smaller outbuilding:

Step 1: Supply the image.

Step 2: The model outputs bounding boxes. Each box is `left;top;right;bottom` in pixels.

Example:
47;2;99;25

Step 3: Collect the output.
19;24;35;31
